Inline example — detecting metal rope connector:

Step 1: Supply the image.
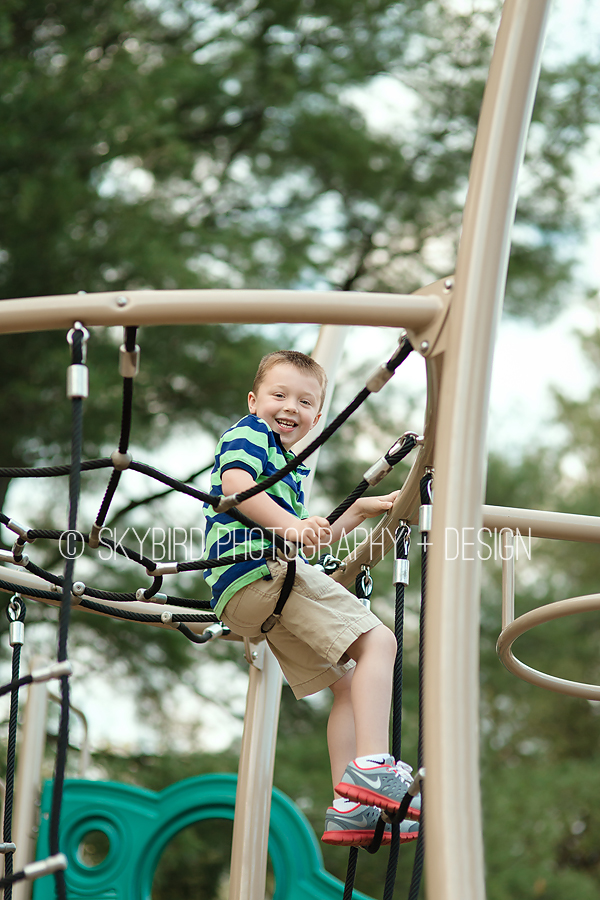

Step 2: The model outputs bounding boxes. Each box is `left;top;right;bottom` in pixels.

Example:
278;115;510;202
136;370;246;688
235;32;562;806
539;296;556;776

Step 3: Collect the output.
365;362;394;393
30;661;73;683
0;843;16;854
66;364;89;399
24;853;68;881
66;322;90;362
146;562;178;577
363;457;392;486
136;589;167;604
119;343;141;378
10;544;29;566
215;494;239;514
67;321;90;398
355;566;373;610
314;553;343;574
5;518;34;542
111;449;132;471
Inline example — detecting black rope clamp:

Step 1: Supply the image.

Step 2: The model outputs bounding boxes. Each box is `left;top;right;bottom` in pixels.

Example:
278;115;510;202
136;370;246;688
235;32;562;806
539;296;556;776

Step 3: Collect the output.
261;559;297;633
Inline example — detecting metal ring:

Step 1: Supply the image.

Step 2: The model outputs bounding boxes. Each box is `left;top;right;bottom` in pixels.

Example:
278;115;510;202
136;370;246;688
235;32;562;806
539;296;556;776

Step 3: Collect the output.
6;594;26;622
496;592;600;700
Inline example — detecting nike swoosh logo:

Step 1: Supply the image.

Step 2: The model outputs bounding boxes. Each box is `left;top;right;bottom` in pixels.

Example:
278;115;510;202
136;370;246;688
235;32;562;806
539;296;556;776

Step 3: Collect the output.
358;773;382;789
366;757;387;766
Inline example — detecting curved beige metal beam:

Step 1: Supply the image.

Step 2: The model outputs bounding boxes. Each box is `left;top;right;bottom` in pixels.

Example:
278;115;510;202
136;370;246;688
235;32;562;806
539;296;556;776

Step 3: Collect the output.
497;594;600;699
423;2;552;899
0;289;442;334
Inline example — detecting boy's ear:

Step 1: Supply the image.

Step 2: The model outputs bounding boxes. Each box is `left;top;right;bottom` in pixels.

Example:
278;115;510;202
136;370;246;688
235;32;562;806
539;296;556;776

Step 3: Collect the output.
248;391;257;414
311;412;321;429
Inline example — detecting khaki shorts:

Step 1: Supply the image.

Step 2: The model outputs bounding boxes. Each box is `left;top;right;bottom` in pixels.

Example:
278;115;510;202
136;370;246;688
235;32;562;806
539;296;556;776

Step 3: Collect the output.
220;558;382;698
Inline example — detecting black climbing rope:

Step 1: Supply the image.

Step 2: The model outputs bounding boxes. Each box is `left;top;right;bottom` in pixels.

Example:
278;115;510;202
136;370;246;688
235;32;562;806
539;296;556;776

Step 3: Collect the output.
406;471;433;900
91;326;139;540
48;323;88;900
381;523;411;899
327;433;418;527
2;596;26;899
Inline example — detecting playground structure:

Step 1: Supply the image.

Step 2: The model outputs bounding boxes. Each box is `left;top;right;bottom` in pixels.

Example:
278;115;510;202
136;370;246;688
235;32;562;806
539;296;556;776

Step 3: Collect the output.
1;0;600;898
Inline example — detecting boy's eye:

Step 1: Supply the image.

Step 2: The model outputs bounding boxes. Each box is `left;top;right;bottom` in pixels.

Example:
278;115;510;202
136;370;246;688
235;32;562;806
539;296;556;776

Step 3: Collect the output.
300;399;312;406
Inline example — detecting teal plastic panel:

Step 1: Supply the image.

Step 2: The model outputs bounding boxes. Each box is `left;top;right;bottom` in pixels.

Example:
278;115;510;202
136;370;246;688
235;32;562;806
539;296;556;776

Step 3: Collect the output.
33;774;376;900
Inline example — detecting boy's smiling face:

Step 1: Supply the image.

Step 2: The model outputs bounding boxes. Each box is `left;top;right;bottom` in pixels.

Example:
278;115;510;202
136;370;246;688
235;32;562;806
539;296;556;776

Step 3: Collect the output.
248;362;322;449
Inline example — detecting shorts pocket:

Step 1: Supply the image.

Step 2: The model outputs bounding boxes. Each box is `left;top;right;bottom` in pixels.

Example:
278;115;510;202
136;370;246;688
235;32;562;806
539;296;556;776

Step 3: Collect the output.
221;578;281;636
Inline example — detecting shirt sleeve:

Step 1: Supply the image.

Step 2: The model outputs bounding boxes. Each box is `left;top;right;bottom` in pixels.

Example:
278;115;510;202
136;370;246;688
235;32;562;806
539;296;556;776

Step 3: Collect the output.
217;416;271;482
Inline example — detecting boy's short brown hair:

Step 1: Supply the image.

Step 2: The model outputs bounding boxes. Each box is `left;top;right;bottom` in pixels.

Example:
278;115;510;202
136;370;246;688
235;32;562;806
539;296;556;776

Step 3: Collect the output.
252;350;328;411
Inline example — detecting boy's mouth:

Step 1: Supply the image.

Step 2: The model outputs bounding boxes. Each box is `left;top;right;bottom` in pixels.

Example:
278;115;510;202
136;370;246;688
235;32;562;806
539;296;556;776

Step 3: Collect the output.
275;418;297;431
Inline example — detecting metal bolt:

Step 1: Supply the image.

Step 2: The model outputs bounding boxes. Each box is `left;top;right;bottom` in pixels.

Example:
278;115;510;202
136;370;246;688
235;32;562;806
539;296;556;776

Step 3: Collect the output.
251;651;258;660
72;582;85;596
444;278;454;291
420;340;429;354
116;295;128;308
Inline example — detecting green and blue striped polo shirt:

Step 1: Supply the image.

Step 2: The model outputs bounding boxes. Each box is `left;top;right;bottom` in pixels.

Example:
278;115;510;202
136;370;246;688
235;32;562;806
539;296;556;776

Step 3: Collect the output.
204;414;310;617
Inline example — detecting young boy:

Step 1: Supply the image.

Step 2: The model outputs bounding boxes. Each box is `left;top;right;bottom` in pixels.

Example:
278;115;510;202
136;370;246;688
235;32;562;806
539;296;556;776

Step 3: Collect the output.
204;350;419;846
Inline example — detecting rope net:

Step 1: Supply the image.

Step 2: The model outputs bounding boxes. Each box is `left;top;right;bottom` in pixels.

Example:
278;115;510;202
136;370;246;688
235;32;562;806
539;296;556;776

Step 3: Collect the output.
0;322;418;895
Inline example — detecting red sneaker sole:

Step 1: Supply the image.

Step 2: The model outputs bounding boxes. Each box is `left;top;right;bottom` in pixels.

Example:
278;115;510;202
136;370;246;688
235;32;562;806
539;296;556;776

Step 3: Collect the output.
334;783;420;820
321;830;392;847
322;830;418;847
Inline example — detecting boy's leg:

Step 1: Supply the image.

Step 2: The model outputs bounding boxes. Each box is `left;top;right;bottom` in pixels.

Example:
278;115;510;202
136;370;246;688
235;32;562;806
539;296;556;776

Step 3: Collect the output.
328;624;396;790
328;669;356;795
346;623;397;757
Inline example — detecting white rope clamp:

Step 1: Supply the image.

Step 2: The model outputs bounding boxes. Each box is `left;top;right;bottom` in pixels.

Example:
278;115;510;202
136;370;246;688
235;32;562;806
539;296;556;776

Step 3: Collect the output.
5;518;34;542
31;661;73;683
365;362;394;393
119;344;141;378
24;854;68;881
66;322;90;399
146;562;178;577
111;449;132;471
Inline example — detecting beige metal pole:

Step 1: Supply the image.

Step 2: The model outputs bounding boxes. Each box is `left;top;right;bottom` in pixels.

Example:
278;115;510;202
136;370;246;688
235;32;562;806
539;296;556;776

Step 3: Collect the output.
423;2;552;899
12;666;49;900
0;289;441;335
227;325;348;900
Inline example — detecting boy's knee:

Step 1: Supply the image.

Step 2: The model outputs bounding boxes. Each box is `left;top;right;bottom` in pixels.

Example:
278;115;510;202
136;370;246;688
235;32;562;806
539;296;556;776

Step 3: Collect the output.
350;623;396;661
377;624;397;658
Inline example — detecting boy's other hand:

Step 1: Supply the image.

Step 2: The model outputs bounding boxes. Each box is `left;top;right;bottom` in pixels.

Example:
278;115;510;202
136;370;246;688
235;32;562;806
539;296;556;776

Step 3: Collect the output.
356;490;400;520
286;515;332;549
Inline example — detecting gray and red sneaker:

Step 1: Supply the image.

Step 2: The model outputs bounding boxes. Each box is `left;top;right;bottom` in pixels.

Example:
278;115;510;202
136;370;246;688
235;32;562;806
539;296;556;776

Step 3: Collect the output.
322;801;419;847
334;755;418;818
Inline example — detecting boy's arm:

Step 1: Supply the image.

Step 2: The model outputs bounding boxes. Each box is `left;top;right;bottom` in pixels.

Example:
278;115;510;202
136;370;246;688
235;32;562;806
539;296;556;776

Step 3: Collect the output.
221;468;332;549
328;491;399;543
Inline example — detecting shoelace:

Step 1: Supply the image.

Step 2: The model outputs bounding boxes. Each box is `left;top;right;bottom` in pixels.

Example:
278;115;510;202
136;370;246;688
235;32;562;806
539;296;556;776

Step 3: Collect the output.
392;760;413;782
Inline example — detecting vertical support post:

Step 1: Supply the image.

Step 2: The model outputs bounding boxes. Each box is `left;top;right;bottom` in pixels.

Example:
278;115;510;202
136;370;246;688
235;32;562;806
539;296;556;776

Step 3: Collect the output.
12;664;49;900
227;325;348;900
501;530;515;630
423;2;552;900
